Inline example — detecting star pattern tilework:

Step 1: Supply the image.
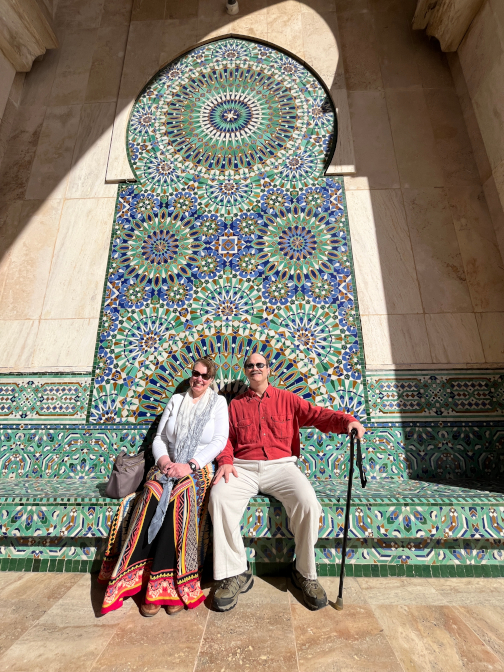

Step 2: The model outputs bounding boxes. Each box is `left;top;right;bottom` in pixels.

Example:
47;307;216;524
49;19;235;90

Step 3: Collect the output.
89;38;366;424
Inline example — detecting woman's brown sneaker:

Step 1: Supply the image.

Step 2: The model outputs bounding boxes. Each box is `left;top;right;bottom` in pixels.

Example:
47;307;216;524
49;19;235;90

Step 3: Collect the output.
291;568;328;610
140;602;161;617
213;567;254;612
166;604;184;615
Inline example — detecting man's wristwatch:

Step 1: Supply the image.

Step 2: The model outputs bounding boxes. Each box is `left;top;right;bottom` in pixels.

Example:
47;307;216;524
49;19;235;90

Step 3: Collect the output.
188;460;198;473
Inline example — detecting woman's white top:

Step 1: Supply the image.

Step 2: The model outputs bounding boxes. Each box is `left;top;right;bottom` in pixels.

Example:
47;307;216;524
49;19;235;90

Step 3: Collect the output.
152;394;229;469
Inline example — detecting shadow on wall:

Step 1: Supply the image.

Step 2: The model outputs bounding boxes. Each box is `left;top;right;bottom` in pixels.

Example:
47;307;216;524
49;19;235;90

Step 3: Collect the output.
0;0;343;267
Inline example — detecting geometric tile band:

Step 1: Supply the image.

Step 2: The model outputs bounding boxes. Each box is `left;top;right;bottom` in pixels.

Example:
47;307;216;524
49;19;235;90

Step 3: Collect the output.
0;375;92;424
367;370;504;421
0;421;502;483
1;422;503;566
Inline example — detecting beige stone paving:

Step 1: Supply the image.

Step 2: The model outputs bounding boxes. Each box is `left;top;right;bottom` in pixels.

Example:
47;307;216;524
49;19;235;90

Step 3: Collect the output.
0;0;503;371
0;573;504;671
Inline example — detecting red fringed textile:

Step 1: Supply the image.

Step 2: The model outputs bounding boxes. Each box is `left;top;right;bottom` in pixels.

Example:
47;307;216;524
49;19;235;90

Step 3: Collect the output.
99;466;212;614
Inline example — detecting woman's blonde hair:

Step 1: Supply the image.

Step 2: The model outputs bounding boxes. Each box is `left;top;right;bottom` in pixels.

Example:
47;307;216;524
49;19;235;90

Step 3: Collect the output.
193;357;218;379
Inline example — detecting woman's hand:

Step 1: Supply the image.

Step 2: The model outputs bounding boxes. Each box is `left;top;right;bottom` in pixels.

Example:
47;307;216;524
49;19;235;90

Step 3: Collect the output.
166;462;192;479
157;455;173;475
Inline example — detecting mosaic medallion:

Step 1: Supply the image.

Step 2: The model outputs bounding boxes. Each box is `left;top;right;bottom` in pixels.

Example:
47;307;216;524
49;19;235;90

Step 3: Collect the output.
90;37;365;422
129;39;333;185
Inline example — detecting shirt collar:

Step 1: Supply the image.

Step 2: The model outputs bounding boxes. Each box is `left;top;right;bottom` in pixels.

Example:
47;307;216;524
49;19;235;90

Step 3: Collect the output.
246;383;273;400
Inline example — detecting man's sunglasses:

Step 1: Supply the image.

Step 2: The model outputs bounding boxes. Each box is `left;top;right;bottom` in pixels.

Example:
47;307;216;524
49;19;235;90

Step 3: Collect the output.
244;362;267;370
191;370;212;380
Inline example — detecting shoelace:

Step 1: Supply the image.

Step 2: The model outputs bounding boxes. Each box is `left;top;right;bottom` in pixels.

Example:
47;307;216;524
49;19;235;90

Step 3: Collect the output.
220;576;238;590
301;578;320;591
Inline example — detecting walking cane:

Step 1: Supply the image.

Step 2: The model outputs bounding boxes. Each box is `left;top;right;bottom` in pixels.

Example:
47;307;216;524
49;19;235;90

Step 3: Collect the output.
335;428;367;610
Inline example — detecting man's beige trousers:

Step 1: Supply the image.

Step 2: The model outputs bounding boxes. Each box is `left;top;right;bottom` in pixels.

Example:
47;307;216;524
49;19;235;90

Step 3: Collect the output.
209;457;322;581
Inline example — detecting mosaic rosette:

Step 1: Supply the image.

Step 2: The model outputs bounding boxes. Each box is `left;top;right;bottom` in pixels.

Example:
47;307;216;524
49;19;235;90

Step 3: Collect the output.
128;39;333;185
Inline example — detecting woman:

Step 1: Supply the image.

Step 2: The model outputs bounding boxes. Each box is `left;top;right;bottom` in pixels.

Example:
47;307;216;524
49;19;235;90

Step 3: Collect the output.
99;357;228;616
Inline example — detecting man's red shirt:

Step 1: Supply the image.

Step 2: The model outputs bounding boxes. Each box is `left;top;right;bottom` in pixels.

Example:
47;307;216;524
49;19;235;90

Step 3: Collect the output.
217;384;357;466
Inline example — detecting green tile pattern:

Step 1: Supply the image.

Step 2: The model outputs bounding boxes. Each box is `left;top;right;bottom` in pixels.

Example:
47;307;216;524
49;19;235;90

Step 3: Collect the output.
367;370;504;421
0;375;91;424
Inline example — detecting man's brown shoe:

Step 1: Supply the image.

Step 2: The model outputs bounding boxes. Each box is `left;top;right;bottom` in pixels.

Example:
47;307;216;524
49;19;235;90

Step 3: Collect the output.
166;604;184;615
291;568;328;611
140;602;160;617
213;566;254;612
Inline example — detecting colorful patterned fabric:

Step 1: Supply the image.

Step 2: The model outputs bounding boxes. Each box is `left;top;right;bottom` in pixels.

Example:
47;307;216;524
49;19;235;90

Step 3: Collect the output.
99;465;212;613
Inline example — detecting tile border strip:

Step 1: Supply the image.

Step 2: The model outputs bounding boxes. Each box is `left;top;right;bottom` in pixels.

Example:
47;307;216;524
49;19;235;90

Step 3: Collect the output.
1;557;503;577
366;369;504;421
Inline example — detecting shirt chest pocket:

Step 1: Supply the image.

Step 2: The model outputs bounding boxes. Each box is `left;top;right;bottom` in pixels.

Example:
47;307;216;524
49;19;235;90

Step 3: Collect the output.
268;415;292;440
236;420;257;444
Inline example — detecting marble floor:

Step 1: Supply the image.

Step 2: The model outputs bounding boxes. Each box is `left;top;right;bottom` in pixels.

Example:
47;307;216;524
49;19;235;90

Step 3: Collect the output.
0;572;504;671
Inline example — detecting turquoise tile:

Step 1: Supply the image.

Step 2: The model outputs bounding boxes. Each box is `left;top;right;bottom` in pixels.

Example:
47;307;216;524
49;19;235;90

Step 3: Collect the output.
91;559;103;573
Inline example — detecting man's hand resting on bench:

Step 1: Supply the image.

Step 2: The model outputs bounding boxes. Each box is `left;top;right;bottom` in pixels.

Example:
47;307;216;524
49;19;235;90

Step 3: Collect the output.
214;464;238;484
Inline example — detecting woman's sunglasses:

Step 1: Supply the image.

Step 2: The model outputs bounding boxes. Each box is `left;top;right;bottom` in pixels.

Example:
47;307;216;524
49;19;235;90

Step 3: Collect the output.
191;370;212;380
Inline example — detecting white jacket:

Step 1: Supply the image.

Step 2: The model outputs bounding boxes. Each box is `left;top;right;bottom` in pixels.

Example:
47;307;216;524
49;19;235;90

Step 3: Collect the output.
152;394;229;469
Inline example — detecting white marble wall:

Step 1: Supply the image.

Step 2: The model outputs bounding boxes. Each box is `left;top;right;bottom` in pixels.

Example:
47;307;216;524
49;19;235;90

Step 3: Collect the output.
0;0;122;372
339;0;504;368
105;0;355;180
450;0;504;285
0;0;502;372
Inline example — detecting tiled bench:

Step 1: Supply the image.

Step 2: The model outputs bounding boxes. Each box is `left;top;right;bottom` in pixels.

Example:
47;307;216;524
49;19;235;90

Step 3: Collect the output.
1;423;504;576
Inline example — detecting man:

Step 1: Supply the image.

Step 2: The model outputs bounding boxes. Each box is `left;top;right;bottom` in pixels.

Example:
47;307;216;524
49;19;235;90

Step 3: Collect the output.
209;352;365;612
